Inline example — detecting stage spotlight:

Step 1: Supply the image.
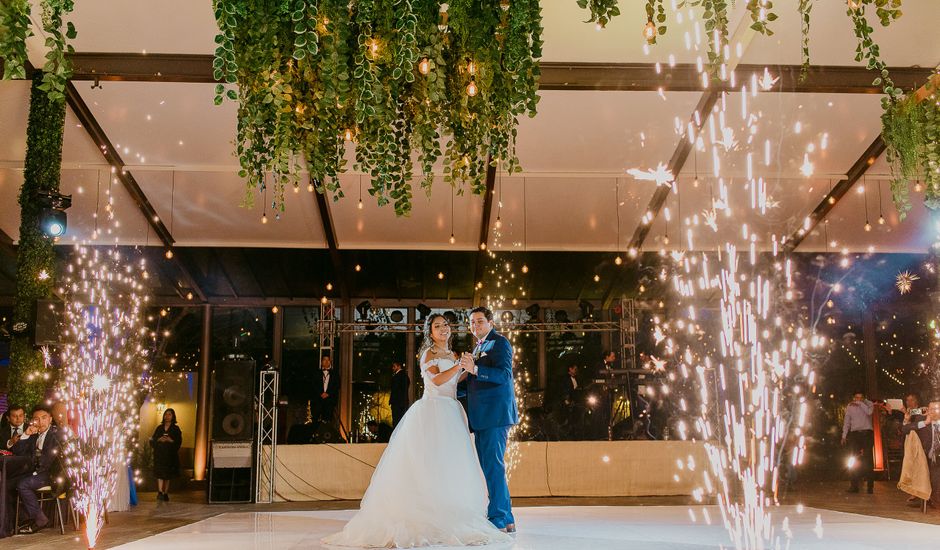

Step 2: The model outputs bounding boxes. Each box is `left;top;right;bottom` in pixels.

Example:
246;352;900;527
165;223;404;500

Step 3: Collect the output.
579;300;595;320
356;301;372;319
416;303;432;320
501;311;515;323
389;310;404;323
37;191;72;238
525;303;540;319
554;309;569;323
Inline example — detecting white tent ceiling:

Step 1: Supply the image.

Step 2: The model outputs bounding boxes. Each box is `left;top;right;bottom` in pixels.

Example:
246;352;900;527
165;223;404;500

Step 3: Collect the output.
0;0;937;253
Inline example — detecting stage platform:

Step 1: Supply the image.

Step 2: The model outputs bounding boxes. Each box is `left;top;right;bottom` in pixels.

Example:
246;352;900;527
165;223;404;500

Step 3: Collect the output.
273;441;707;501
111;505;940;549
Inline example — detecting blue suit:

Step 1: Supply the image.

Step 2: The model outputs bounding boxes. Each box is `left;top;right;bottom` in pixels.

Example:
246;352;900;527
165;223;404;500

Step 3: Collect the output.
467;330;518;529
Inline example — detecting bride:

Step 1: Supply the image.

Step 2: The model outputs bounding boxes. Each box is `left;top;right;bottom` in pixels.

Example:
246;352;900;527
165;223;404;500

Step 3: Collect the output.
323;314;511;548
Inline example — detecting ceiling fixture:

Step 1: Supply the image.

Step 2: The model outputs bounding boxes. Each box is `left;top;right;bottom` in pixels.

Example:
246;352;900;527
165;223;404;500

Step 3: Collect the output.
862;176;871;232
37;190;72;238
877;180;886;225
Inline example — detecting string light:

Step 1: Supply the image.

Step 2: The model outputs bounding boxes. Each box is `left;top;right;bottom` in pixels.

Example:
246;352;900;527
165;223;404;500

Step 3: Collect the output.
644;20;657;42
466;81;478;97
418;58;430;75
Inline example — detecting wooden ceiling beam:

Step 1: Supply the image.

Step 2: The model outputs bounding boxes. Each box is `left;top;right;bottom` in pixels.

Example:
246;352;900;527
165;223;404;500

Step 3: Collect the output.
63;78;207;302
65;52;934;94
312;178;349;302
601;90;719;309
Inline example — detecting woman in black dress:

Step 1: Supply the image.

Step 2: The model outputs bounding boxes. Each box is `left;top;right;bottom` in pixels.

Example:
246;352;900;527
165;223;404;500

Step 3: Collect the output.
150;408;182;501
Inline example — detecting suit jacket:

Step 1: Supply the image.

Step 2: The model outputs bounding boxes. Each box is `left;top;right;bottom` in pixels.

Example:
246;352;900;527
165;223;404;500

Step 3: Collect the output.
315;368;341;407
11;425;62;477
0;417;26;450
390;369;410;410
467;330;519;431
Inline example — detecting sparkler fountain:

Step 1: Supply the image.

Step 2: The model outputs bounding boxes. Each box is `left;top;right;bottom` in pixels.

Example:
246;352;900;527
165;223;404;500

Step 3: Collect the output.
53;244;150;548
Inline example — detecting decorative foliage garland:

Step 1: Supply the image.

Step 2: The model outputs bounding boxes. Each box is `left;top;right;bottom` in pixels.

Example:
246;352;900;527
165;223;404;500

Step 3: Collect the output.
8;75;66;410
881;75;940;218
0;0;76;101
213;0;542;217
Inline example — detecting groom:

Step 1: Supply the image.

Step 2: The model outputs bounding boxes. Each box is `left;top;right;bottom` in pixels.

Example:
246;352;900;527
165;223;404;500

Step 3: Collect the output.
460;307;519;533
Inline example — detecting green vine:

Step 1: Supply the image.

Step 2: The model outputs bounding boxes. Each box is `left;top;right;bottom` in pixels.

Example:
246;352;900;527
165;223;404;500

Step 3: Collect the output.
643;0;666;44
0;0;31;79
576;0;620;29
746;0;777;36
0;0;76;102
214;0;541;216
882;75;940;218
798;0;813;82
680;0;729;79
8;74;65;410
848;0;902;99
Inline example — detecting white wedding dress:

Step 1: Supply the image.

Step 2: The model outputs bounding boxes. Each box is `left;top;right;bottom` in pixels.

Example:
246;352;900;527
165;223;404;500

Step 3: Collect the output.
323;357;511;548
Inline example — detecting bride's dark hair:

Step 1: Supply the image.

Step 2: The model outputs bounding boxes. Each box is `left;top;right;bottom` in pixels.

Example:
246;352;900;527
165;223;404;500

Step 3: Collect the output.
419;313;451;357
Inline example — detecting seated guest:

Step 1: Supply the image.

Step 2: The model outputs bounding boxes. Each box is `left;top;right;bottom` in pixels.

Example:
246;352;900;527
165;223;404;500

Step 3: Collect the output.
1;404;26;450
910;400;940;508
9;405;61;534
898;392;928;505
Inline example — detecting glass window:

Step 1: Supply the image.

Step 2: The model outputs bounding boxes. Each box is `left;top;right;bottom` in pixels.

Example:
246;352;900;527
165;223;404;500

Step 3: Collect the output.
281;305;339;429
351;307;408;441
145;306;203;374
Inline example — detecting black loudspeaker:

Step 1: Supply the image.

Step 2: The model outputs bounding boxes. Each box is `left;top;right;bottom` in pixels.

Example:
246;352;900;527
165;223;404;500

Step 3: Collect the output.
33;298;64;346
210;360;256;441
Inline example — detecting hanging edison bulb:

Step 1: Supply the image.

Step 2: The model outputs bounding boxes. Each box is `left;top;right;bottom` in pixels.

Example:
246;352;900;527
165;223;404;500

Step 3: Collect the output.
521;264;529;274
878;215;886;225
418;58;430;75
262;212;268;224
449;233;456;244
438;272;445;280
466;81;478;97
358;198;364;210
165;248;174;259
594;274;601;282
495;216;502;229
864;221;872;232
643;20;657;43
307;182;315;192
615;256;623;265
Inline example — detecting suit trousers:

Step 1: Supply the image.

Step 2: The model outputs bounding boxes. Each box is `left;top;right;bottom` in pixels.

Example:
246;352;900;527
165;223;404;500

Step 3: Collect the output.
847;429;874;488
474;425;514;529
16;473;51;526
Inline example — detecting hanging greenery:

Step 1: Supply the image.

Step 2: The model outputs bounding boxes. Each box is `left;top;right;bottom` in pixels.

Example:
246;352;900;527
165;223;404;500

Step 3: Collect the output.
8;74;66;410
577;0;619;29
0;0;76;101
214;0;542;217
882;75;940;218
798;0;813;81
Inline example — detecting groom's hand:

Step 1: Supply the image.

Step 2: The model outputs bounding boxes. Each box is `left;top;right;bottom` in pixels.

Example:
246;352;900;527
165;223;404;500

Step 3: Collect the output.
460;353;477;374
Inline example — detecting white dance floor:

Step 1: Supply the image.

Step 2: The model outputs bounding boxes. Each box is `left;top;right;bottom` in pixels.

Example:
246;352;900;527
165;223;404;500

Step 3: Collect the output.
112;505;940;549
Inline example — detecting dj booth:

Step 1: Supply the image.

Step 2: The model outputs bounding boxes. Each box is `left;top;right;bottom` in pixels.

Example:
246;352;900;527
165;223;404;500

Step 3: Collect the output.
270;440;706;501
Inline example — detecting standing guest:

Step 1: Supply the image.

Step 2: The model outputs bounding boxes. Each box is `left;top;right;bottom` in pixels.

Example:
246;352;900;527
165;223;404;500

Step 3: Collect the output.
842;391;875;494
1;405;26;450
389;361;410;429
594;350;617;380
910;400;940;508
898;392;930;506
8;406;61;534
150;408;182;502
311;356;340;425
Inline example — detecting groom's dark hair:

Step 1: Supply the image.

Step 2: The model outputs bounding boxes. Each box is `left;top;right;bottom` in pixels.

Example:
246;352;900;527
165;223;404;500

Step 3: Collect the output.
469;306;493;322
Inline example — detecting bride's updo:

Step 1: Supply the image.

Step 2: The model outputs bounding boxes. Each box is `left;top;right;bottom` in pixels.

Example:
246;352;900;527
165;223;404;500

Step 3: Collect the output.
419;313;451;356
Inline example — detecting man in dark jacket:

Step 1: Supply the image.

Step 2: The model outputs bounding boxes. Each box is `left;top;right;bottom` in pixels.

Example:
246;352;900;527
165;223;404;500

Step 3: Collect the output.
311;355;340;425
0;404;26;450
389;361;411;429
8;405;61;534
